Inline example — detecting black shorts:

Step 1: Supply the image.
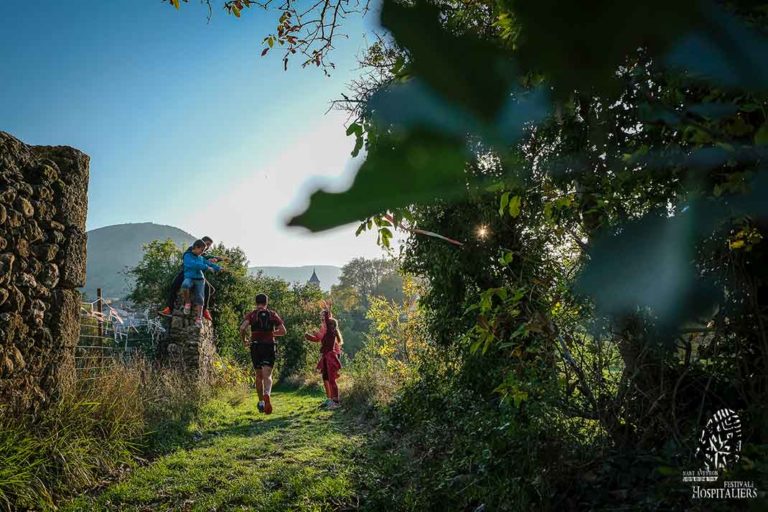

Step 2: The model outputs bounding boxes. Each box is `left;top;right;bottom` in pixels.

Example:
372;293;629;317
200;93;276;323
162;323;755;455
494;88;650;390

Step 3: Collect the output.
250;342;276;369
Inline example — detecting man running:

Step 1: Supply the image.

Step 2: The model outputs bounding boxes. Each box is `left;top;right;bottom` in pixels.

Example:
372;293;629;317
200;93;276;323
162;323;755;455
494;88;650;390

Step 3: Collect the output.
159;236;224;321
240;293;286;414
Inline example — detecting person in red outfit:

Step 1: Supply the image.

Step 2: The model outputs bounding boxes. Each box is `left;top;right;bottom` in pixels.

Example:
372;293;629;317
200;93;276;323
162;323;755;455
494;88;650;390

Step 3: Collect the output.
239;293;286;414
305;310;343;409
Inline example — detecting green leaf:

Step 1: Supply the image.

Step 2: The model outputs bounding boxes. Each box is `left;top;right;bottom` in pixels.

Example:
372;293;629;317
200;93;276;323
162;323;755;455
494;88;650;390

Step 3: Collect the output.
288;131;468;231
346;123;362;136
755;123;768;145
499;192;510;216
351;136;364;157
508;195;521;218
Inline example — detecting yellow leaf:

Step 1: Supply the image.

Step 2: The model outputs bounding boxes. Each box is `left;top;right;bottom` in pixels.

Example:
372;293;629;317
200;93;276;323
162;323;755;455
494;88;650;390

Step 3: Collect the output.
172;0;180;9
232;5;241;17
729;239;745;250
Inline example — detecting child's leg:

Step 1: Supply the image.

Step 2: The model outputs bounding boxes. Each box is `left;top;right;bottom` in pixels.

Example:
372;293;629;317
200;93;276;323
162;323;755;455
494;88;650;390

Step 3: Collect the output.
180;278;192;314
328;377;339;402
323;380;332;399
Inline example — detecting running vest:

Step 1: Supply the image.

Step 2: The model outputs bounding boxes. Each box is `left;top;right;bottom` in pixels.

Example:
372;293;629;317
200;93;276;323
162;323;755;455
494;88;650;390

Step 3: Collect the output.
250;309;275;333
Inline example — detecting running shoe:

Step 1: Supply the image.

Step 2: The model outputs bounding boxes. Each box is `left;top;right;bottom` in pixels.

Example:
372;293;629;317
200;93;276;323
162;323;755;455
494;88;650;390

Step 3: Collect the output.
257;401;265;413
319;398;334;409
183;303;191;315
203;309;213;322
327;401;341;410
158;306;172;317
264;395;273;415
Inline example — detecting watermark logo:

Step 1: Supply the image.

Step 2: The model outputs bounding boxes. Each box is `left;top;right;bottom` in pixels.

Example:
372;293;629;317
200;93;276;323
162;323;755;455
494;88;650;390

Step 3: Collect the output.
682;408;758;500
695;408;742;471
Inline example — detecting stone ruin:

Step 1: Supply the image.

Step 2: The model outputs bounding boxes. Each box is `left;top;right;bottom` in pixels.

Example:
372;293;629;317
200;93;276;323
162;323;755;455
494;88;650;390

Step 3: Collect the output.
156;306;217;383
0;131;89;414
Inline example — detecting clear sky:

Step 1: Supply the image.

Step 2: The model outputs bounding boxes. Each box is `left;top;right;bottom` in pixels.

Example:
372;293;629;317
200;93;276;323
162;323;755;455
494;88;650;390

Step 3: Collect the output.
0;0;386;266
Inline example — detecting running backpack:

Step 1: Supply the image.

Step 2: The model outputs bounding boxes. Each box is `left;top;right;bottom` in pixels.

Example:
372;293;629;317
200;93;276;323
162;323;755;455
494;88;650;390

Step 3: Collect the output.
250;309;275;332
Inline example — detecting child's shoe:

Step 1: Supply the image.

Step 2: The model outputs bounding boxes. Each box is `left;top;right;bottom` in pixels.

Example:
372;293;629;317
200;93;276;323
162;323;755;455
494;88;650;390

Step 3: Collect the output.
257;401;265;413
183;303;191;315
203;309;213;322
319;399;334;409
327;401;340;410
264;395;272;415
158;306;172;317
194;318;203;328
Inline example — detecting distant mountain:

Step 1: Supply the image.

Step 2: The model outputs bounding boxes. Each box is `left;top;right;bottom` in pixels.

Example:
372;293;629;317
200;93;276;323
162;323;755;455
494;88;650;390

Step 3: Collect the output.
84;223;196;300
84;222;342;299
249;266;341;291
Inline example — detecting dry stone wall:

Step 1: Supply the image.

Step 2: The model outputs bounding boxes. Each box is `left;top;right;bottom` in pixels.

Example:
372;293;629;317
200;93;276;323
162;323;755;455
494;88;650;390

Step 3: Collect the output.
157;308;217;383
0;131;89;414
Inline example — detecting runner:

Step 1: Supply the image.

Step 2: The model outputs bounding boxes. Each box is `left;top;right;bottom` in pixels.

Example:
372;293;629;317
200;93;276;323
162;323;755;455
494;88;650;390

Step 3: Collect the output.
240;293;286;414
305;309;343;409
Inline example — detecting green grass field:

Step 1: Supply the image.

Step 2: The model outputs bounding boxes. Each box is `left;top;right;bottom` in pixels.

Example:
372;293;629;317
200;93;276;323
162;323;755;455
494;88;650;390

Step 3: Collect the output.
64;388;364;512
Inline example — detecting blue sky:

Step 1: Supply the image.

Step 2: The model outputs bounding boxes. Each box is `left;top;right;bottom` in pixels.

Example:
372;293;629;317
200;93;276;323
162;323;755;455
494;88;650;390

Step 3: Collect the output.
0;0;386;266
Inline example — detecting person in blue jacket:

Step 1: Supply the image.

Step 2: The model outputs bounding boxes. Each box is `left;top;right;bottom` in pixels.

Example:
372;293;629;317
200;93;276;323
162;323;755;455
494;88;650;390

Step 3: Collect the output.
182;239;222;327
159;236;224;320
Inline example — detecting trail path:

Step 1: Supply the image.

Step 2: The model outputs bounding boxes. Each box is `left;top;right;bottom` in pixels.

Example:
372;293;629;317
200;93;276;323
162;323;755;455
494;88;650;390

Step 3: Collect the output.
65;389;365;512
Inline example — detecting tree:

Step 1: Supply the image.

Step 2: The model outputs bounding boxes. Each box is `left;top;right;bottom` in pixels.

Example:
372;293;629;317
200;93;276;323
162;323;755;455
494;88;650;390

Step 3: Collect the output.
126;239;181;309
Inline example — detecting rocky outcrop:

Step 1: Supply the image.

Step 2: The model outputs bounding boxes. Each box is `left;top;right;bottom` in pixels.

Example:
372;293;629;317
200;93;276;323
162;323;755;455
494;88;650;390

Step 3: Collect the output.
0;131;89;413
157;308;216;383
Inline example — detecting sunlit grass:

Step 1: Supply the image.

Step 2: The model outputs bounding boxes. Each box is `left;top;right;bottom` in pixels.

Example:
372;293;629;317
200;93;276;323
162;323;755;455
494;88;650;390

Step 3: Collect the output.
63;388;363;512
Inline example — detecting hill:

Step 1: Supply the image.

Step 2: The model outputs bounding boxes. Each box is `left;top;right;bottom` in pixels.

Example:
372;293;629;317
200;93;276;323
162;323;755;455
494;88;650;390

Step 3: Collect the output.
84;223;342;299
84;223;196;299
249;265;341;291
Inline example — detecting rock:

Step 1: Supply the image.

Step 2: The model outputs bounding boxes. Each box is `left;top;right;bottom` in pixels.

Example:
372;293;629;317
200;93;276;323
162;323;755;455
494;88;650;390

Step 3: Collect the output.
39;263;59;288
10;346;25;370
29;163;59;185
15;196;34;218
33;243;58;262
0;288;8;306
18;273;37;289
47;229;65;245
29;299;46;327
34;185;53;202
22;220;44;243
7;209;23;228
16;238;30;258
7;285;26;312
1;355;14;378
16;182;33;197
0;204;6;225
27;259;41;277
0;188;16;205
59;228;86;288
49;220;65;232
0;237;6;251
0;253;15;277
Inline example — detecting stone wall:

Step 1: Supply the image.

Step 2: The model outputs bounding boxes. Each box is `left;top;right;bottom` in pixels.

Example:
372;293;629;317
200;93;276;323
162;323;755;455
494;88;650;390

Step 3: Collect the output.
0;131;89;414
157;309;216;383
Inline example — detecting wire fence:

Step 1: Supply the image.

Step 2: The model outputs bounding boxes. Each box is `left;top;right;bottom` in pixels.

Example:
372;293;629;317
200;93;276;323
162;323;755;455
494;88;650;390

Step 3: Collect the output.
77;296;166;381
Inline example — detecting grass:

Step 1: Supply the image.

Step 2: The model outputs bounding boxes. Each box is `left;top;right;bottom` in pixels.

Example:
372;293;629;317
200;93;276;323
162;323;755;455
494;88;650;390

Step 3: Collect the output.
63;386;365;512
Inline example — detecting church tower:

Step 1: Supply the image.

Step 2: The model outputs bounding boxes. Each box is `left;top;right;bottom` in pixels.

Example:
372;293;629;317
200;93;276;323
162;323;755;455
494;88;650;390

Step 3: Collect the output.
308;268;321;288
